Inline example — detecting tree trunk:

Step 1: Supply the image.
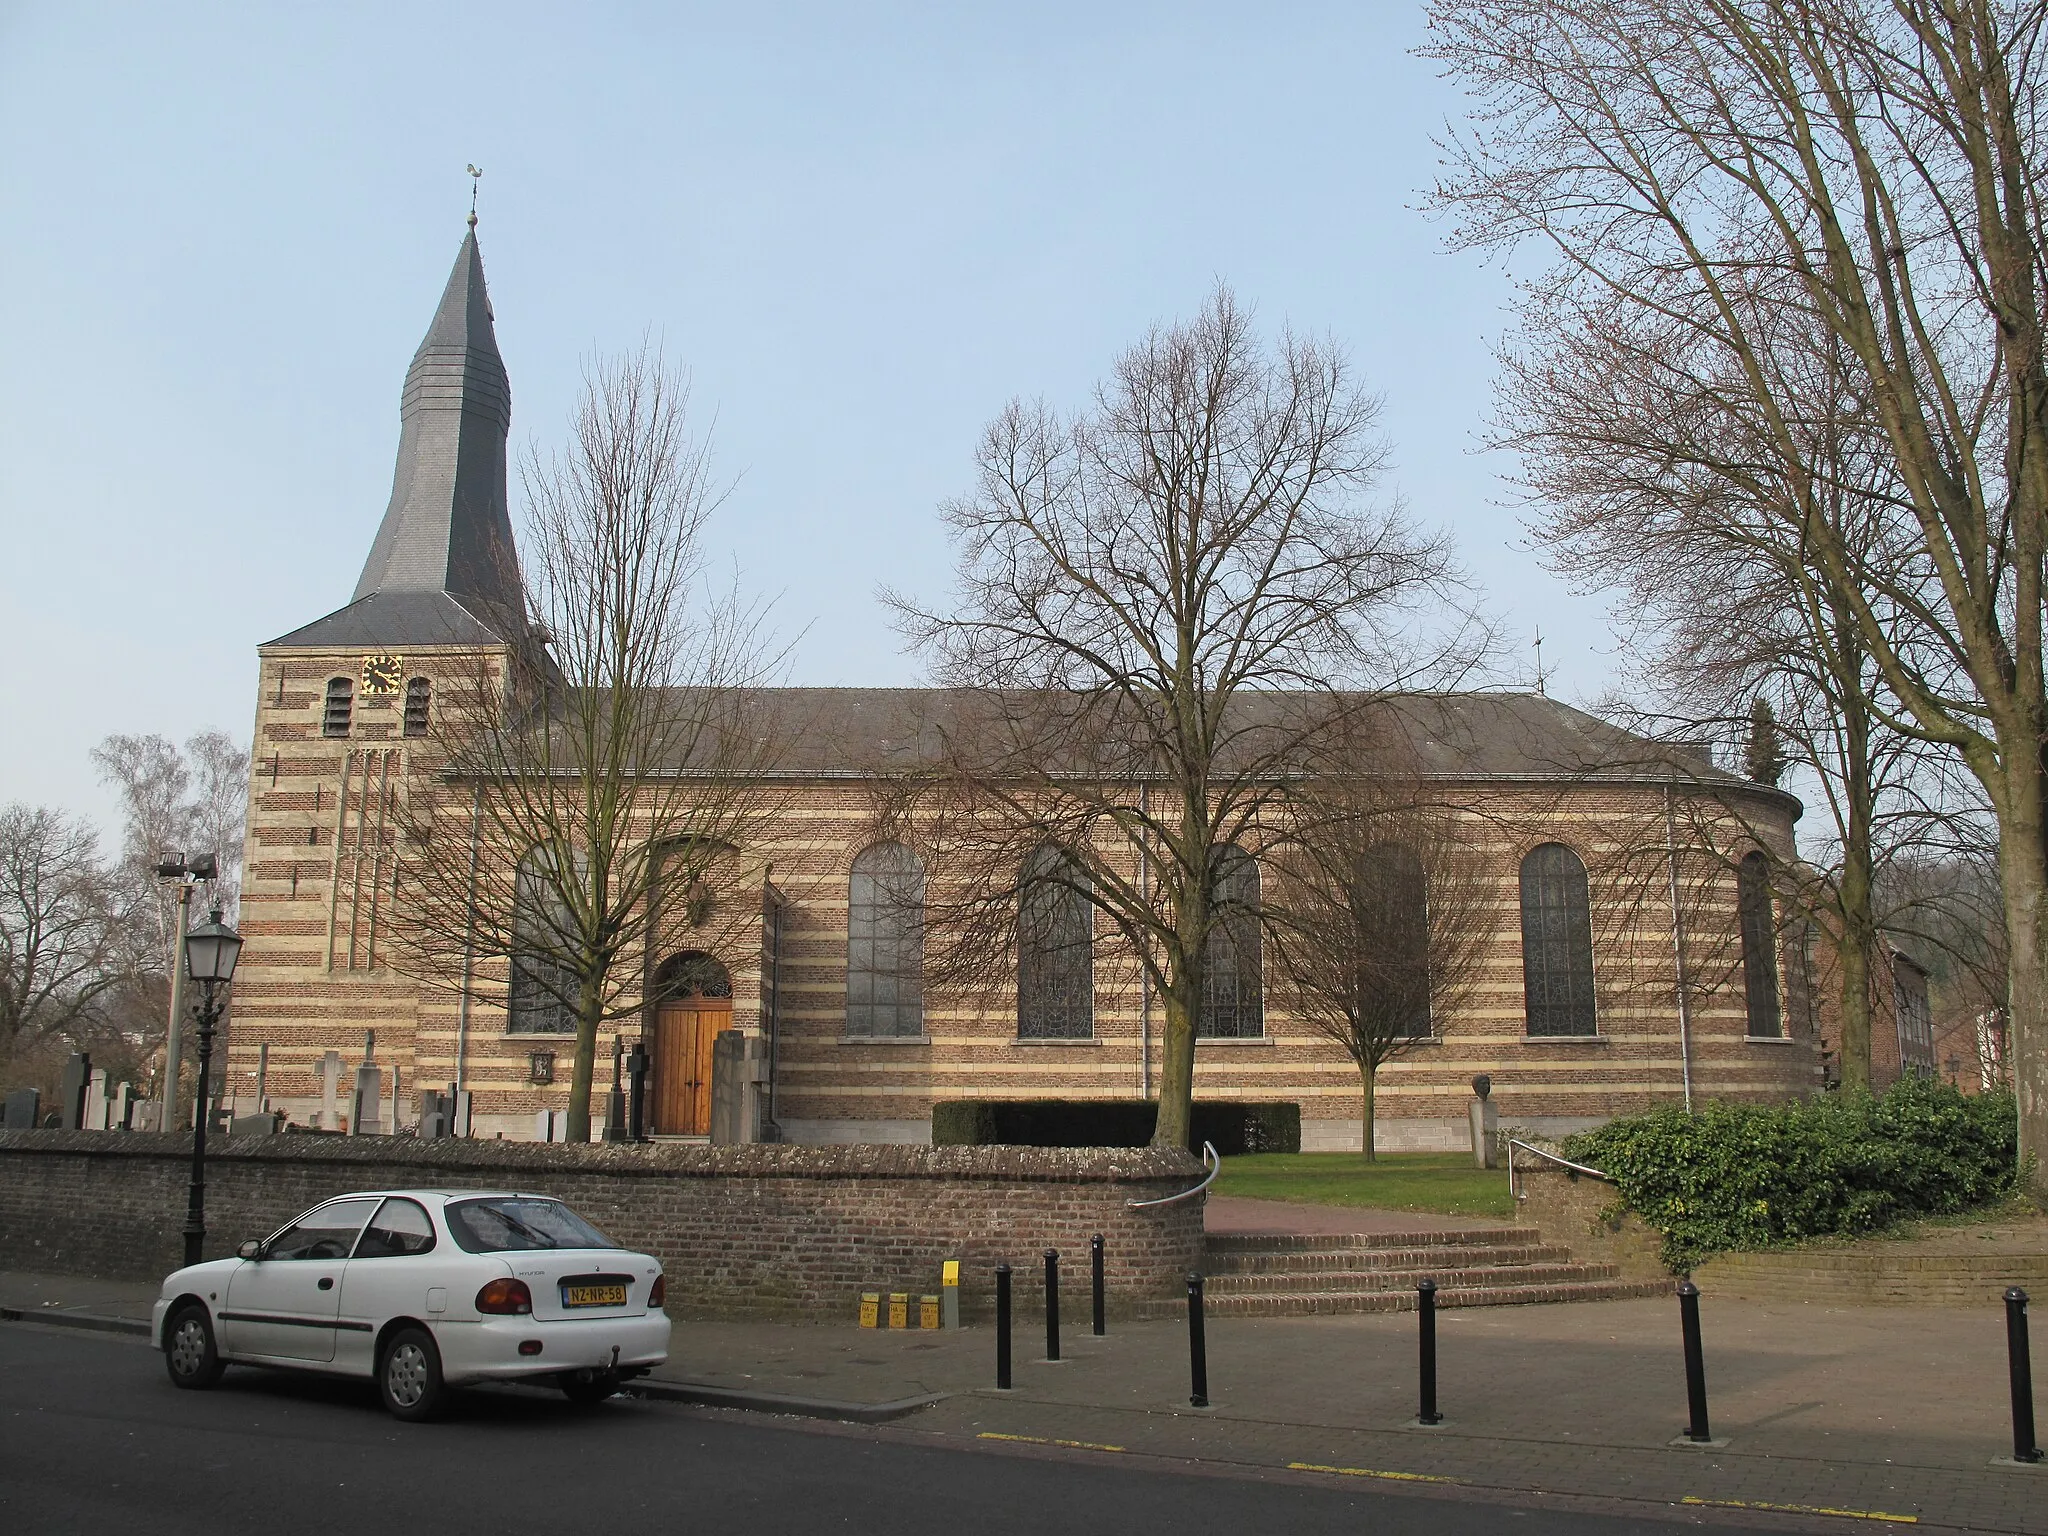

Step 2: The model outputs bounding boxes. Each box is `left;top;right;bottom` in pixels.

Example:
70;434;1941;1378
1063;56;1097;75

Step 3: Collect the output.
565;975;602;1143
1152;984;1197;1150
1360;1062;1377;1161
1833;626;1877;1093
1996;759;2048;1205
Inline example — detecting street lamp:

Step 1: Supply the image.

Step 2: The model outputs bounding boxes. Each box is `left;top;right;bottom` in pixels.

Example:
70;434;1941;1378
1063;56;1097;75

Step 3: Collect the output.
180;907;243;1267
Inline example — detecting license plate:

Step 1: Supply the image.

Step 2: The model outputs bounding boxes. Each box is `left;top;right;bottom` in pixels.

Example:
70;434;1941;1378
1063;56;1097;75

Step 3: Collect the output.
562;1284;627;1308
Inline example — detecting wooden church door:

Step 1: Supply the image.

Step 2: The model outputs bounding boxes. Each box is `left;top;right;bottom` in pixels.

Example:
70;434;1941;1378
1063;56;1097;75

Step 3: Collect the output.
651;953;731;1136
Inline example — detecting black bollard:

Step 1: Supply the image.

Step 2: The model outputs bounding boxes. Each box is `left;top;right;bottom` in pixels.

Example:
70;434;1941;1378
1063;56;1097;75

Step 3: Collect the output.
1416;1278;1443;1425
1678;1280;1712;1443
2007;1287;2045;1463
1091;1233;1106;1337
995;1264;1013;1390
1044;1248;1061;1361
1187;1272;1210;1408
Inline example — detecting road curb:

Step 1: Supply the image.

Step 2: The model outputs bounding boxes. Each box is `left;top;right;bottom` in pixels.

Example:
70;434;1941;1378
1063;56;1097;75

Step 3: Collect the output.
0;1306;152;1339
627;1378;949;1423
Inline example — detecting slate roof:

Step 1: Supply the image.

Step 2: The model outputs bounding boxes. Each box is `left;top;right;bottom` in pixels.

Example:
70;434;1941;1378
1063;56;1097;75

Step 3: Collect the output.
607;686;1788;803
267;227;527;649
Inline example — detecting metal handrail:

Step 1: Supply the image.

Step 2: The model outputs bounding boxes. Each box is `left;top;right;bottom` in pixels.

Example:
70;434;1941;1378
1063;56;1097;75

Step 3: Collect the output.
1505;1137;1612;1202
1129;1140;1220;1209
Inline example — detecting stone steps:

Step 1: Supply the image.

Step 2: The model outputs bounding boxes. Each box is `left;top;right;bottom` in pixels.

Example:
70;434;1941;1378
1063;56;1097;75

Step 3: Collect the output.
1205;1243;1574;1275
1204;1260;1616;1297
1164;1222;1670;1318
1204;1226;1545;1253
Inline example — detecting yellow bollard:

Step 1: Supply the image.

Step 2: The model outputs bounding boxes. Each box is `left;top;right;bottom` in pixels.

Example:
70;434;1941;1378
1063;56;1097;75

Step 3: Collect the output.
858;1291;880;1328
888;1292;909;1329
920;1295;940;1329
941;1259;961;1329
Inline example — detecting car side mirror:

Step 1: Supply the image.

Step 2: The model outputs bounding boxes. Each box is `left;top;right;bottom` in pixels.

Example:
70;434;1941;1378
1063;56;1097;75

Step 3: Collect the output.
238;1240;262;1261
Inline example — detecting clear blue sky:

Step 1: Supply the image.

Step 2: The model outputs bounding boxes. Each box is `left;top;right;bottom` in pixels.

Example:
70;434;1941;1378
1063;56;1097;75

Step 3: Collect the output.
0;2;1622;839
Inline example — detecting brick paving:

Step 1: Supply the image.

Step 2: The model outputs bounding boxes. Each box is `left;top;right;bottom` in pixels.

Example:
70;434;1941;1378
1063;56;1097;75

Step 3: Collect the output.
9;1267;2044;1530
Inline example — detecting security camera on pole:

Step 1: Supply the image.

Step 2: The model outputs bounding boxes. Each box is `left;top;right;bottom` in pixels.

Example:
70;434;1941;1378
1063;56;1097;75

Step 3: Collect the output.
154;853;218;1131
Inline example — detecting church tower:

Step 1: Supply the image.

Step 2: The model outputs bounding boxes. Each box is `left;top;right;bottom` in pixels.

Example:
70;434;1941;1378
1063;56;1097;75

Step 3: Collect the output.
232;224;527;1131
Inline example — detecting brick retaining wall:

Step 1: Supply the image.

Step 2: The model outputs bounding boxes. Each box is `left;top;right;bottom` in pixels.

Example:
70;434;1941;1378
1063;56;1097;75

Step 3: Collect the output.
0;1132;1206;1321
1514;1165;1668;1283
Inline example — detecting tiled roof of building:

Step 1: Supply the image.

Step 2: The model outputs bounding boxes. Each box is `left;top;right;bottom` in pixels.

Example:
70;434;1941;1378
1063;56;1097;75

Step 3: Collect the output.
634;686;1785;801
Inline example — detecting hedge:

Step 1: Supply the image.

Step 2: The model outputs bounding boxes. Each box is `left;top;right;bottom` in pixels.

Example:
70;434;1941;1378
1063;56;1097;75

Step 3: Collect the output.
1563;1075;2020;1270
932;1099;1300;1155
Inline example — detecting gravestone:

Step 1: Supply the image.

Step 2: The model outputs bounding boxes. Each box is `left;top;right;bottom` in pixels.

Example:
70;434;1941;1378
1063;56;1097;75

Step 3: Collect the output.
230;1113;278;1136
129;1101;161;1132
58;1053;90;1130
318;1051;343;1129
82;1068;110;1130
3;1087;40;1129
112;1082;134;1130
351;1064;384;1135
418;1090;448;1140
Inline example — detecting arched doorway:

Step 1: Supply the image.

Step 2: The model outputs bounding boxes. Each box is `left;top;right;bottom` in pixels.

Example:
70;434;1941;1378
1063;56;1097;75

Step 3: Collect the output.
650;952;732;1135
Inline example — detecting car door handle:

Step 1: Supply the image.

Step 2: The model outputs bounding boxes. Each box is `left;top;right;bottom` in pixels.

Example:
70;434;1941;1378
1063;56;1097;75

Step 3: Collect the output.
317;1277;334;1291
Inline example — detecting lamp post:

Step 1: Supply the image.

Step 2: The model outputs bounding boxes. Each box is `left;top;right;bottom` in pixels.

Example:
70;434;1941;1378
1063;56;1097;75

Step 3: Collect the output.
180;908;242;1268
154;852;216;1131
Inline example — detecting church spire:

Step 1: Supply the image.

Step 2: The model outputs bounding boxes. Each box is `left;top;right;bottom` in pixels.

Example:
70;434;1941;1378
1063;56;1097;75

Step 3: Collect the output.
348;227;523;623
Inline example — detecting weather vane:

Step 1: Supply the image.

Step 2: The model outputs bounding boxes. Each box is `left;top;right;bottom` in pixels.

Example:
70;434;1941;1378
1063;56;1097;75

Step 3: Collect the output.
466;163;483;228
1532;626;1548;697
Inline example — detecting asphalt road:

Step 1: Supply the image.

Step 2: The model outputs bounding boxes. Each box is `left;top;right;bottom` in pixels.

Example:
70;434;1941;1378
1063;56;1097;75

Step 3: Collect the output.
1;1323;1742;1536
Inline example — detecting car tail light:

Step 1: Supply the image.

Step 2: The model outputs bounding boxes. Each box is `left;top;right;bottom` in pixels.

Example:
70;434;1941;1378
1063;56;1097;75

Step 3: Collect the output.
476;1278;533;1315
648;1274;666;1308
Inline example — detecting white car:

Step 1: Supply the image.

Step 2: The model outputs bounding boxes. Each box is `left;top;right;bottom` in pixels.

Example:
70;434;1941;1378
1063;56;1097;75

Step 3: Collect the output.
152;1189;670;1420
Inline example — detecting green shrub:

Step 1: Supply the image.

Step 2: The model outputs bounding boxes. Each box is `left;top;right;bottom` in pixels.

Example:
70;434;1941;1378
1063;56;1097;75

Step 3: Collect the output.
1563;1076;2019;1270
930;1099;1301;1154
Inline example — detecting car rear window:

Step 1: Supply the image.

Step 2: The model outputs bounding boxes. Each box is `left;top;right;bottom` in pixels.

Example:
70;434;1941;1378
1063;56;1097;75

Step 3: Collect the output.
444;1197;621;1254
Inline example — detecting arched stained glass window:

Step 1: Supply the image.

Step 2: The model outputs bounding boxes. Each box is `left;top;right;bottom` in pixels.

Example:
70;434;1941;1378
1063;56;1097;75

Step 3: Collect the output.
1520;842;1596;1037
509;846;577;1035
847;842;924;1038
1356;841;1432;1040
323;677;353;738
1199;845;1264;1039
1018;844;1093;1040
1737;851;1782;1038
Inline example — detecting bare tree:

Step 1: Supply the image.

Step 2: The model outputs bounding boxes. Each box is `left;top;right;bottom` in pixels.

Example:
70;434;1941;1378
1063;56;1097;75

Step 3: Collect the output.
0;805;132;1078
1428;0;2048;1189
184;731;250;921
888;287;1478;1149
1264;744;1496;1158
393;348;780;1142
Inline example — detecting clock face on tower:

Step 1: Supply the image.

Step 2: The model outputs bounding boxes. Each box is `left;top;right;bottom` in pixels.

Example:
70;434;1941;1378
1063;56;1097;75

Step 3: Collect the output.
361;654;404;696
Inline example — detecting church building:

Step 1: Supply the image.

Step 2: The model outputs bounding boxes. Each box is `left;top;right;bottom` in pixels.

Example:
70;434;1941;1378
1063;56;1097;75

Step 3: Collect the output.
230;226;1825;1147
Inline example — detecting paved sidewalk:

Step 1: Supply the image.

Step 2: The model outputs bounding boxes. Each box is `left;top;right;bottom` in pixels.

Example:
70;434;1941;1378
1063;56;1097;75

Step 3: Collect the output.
9;1265;2044;1530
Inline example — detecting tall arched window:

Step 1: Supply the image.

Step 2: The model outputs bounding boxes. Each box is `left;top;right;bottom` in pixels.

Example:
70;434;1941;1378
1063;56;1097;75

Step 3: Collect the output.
323;677;353;737
1018;843;1093;1039
403;677;431;737
1737;851;1782;1038
1520;842;1596;1037
1200;845;1264;1038
509;847;576;1034
847;842;924;1038
1357;841;1432;1040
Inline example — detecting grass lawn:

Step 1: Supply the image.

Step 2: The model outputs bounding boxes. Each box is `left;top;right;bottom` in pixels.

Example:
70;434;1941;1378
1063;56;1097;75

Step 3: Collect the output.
1212;1152;1516;1220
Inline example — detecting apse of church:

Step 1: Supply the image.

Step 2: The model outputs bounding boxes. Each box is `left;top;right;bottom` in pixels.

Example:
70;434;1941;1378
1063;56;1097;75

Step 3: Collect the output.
229;225;1823;1145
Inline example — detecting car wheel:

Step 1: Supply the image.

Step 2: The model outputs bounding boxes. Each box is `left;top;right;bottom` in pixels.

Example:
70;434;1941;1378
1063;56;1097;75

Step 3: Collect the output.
559;1368;620;1406
163;1303;226;1390
377;1326;448;1422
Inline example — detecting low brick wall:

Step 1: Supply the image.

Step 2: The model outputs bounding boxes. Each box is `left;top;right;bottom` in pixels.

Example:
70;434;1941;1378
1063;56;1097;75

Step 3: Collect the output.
0;1131;1206;1321
1514;1165;1668;1283
1695;1227;2048;1306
